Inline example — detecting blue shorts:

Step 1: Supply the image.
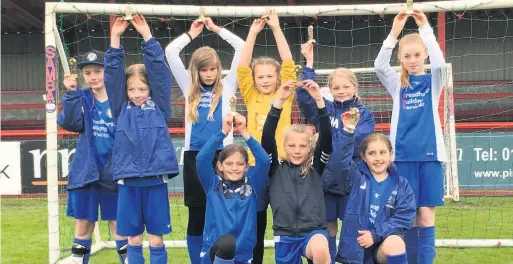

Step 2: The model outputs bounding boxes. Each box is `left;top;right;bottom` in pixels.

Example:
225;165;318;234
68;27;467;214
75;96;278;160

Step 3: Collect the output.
66;184;118;222
116;183;171;236
274;230;328;264
324;193;347;221
395;161;444;207
363;241;382;264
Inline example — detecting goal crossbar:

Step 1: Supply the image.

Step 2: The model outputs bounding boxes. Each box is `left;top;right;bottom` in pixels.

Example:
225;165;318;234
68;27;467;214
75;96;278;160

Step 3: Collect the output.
47;0;513;17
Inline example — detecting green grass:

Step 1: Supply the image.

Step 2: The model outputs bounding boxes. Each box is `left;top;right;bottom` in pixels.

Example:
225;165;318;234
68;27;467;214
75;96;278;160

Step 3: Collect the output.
2;197;513;263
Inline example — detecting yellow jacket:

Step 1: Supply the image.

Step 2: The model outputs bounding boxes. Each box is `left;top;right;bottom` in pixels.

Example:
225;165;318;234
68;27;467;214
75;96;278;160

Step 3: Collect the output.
237;60;296;165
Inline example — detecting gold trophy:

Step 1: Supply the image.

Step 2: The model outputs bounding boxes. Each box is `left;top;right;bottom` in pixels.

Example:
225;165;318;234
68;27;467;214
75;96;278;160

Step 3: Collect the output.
196;7;205;23
124;5;134;21
69;58;78;79
308;25;316;44
348;108;360;130
230;95;237;124
406;0;414;15
294;65;303;87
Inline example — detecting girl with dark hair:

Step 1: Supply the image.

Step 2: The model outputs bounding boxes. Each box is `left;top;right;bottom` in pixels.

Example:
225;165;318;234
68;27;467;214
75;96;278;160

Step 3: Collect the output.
195;113;270;264
323;110;416;264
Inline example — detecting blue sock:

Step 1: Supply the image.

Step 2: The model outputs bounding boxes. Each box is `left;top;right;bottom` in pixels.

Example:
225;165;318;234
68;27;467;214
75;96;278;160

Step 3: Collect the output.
328;236;336;264
150;245;167;264
404;227;419;264
213;255;234;264
187;234;203;264
418;226;436;264
115;239;128;264
127;244;145;264
73;238;92;264
388;252;407;264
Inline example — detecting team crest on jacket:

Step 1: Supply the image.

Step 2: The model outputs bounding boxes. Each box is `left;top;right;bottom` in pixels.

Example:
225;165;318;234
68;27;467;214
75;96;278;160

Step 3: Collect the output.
106;109;112;118
141;98;156;111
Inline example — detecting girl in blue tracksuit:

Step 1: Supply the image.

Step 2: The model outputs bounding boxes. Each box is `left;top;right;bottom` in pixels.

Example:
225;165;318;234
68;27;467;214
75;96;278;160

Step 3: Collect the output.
165;17;244;264
324;110;416;264
58;50;128;264
104;16;179;263
196;113;270;264
374;9;446;264
297;41;375;263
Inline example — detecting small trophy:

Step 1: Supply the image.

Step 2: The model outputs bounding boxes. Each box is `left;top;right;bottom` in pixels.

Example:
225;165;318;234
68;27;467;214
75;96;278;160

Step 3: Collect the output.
307;25;316;44
406;0;414;15
294;65;303;86
69;58;78;79
349;108;360;129
124;5;134;21
196;7;205;23
230;95;237;124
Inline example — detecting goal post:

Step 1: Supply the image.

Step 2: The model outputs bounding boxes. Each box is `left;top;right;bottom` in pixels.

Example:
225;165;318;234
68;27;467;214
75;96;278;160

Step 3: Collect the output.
44;1;513;263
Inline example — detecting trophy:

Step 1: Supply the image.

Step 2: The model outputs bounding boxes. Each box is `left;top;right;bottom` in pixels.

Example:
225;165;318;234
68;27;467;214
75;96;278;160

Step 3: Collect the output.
348;108;360;130
69;58;78;79
294;65;303;87
406;0;414;15
230;95;237;124
307;25;316;44
196;7;205;23
124;5;134;21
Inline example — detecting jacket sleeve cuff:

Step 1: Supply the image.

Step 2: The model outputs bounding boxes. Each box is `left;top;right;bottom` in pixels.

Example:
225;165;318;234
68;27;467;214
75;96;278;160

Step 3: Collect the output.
269;106;283;117
141;37;158;47
317;106;328;116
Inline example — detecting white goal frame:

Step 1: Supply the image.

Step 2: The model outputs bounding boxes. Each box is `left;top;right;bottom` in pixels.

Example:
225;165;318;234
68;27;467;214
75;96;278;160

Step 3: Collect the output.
45;1;513;263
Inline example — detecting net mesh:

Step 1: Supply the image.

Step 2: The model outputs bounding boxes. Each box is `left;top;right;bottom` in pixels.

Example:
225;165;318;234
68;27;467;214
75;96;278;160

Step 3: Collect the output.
42;3;513;262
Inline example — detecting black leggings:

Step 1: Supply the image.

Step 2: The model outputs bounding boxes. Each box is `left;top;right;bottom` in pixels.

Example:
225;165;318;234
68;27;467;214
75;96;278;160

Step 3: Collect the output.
210;234;236;262
252;210;267;264
187;206;206;236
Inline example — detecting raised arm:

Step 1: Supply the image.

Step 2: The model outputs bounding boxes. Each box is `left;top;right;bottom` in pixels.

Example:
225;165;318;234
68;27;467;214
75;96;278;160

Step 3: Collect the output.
57;78;84;132
105;17;129;121
164;20;204;95
266;10;293;62
299;80;331;175
261;80;295;177
202;18;246;96
234;113;270;186
131;15;173;119
237;19;265;101
374;10;409;96
354;108;375;149
413;9;447;96
370;179;416;244
196;130;226;192
196;114;232;192
322;110;364;193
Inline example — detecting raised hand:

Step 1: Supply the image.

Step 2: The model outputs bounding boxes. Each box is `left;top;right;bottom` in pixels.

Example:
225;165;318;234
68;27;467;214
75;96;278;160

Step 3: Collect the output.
341;108;360;132
411;9;429;28
203;17;221;34
302;79;322;102
265;9;281;31
391;9;410;38
301;41;314;67
130;15;152;41
111;17;129;38
188;19;205;39
110;17;129;48
277;80;296;102
233;113;250;139
249;18;266;35
63;74;78;91
222;114;233;135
